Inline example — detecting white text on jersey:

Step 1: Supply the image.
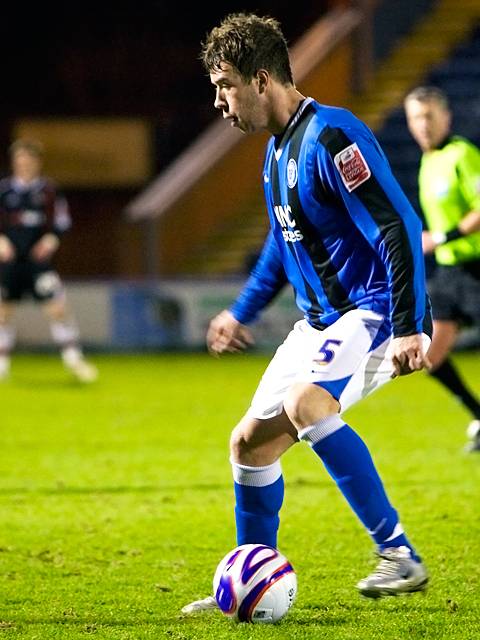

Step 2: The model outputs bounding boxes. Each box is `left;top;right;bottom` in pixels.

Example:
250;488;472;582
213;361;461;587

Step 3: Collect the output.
274;204;304;243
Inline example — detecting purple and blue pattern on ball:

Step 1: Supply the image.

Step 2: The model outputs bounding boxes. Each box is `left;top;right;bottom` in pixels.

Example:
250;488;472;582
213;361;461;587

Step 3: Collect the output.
237;561;294;622
216;573;237;614
215;548;243;614
240;545;278;584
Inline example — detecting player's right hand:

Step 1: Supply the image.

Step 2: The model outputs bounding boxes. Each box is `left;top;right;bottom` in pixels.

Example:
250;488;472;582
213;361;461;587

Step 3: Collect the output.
390;334;431;377
0;235;15;262
206;309;254;356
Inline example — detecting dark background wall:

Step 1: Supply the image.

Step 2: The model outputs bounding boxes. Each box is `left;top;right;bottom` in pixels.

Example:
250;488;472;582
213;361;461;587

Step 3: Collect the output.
4;1;442;278
372;0;436;60
0;1;338;277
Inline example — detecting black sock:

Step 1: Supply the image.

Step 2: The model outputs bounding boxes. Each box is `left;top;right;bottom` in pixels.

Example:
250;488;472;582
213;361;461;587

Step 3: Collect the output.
430;358;480;419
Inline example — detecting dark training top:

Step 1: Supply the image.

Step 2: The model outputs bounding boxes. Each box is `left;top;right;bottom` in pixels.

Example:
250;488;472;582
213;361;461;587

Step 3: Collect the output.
0;176;71;259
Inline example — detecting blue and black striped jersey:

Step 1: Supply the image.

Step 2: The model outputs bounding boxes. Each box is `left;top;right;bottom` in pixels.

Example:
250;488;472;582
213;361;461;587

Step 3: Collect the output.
231;98;431;338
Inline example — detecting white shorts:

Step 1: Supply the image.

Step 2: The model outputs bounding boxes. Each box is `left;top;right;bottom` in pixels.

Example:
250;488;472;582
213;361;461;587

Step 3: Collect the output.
247;308;430;419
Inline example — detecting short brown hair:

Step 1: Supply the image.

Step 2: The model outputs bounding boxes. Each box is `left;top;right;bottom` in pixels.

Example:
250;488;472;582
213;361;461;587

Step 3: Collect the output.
9;138;44;159
201;13;293;85
404;86;450;110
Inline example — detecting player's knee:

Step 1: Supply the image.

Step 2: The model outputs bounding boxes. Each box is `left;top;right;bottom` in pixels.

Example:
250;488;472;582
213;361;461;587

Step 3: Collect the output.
43;299;67;321
229;425;252;460
284;382;339;430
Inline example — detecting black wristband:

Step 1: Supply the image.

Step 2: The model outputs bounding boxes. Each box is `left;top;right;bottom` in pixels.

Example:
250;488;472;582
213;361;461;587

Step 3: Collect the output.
445;227;463;242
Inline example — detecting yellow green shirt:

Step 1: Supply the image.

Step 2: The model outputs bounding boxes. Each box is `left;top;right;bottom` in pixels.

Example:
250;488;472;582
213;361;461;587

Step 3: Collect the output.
418;135;480;265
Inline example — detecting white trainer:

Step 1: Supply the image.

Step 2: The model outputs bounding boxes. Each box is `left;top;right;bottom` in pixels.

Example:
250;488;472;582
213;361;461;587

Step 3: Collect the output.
181;595;217;615
357;546;428;598
66;358;98;383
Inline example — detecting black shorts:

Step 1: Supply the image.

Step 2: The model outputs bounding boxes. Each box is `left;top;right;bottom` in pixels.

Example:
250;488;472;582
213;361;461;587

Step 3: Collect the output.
0;260;64;302
428;260;480;326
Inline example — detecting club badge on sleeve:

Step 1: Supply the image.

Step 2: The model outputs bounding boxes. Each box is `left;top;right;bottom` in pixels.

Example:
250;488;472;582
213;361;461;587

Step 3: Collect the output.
334;143;371;192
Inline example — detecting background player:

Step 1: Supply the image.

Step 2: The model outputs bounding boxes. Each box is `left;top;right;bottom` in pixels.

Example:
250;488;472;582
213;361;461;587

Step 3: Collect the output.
183;13;432;612
404;86;480;452
0;139;98;382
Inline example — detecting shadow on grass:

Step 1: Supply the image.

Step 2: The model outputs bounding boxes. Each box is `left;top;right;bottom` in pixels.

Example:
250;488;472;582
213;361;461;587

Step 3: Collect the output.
0;482;231;496
172;598;451;630
0;473;444;496
5;594;458;634
4;375;99;390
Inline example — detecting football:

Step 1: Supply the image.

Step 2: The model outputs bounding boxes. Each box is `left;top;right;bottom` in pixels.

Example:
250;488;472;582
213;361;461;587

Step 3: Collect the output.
213;543;297;624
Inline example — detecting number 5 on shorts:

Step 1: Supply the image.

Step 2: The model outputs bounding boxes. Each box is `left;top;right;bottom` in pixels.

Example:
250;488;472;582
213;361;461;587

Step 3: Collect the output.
316;339;343;364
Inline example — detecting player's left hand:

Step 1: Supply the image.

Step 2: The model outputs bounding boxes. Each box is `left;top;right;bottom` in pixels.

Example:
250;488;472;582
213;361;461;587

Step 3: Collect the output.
421;231;438;255
30;233;60;261
390;334;431;377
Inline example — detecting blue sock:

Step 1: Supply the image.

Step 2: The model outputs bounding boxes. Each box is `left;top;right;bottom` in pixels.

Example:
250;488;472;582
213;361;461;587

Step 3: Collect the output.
299;416;420;561
232;460;284;548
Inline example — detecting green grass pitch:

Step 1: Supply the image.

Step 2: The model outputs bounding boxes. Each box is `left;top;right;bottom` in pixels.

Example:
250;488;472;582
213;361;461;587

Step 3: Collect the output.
1;351;479;639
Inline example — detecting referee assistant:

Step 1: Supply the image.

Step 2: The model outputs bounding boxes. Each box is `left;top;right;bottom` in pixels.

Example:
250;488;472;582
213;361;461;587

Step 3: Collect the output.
405;85;480;451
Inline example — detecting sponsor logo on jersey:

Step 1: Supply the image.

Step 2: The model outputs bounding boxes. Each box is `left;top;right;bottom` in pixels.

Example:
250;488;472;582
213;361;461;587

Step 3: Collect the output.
274;204;304;243
287;158;298;188
334;143;371;192
20;210;45;226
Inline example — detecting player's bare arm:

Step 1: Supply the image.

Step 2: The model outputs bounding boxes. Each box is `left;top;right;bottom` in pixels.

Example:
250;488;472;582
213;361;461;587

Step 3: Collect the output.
390;334;431;376
206;309;254;355
30;233;60;262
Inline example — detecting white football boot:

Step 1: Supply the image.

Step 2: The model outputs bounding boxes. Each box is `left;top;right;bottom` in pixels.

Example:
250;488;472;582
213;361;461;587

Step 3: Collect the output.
181;596;217;614
67;358;98;383
62;347;98;383
465;419;480;453
357;546;428;598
